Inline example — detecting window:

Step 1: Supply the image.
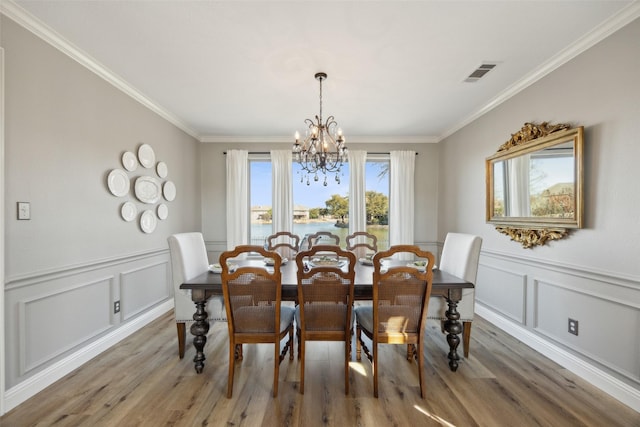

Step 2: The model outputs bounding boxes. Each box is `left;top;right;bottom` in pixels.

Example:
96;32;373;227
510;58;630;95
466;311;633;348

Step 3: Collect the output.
249;158;272;246
249;155;389;248
364;159;390;250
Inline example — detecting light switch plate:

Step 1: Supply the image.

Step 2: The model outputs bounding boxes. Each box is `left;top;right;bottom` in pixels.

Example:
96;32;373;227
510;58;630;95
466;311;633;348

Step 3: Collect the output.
17;202;30;220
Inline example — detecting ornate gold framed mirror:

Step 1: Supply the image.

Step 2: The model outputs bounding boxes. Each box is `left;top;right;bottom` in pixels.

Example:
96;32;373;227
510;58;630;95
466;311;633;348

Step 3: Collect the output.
486;122;584;248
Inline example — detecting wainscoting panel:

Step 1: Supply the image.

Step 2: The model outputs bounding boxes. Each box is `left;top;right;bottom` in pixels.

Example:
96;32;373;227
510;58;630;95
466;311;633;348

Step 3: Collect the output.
120;261;171;321
476;263;527;324
477;250;640;409
18;277;113;375
534;278;640;380
4;250;172;390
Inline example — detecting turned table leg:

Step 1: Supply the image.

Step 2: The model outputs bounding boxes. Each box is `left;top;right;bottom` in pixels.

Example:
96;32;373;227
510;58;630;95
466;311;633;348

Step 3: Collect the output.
443;289;462;372
190;290;209;373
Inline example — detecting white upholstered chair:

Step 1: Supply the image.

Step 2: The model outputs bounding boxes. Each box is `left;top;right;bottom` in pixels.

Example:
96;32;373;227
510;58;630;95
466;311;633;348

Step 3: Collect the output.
427;233;482;358
168;232;226;359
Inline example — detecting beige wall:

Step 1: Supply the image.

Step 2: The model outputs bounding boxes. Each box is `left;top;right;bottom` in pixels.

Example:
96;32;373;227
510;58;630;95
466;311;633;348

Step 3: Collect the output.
2;15;201;400
438;17;640;408
3;16;201;277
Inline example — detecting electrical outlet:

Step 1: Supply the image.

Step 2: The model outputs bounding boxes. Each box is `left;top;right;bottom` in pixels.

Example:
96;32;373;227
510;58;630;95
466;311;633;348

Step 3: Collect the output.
17;202;30;220
568;318;579;336
114;300;121;314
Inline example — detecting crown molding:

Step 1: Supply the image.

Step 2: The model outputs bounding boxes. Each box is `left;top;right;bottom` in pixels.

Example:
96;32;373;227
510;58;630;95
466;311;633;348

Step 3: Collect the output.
440;1;640;141
199;135;438;144
0;1;200;140
4;0;639;145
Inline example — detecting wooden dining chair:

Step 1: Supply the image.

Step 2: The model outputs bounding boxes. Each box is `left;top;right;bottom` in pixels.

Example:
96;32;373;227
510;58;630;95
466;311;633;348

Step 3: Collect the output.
220;245;295;398
295;245;356;394
307;231;340;248
266;231;300;260
354;245;435;398
346;231;378;259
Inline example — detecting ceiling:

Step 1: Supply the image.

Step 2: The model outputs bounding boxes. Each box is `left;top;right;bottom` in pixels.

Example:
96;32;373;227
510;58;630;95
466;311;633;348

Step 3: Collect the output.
5;1;639;143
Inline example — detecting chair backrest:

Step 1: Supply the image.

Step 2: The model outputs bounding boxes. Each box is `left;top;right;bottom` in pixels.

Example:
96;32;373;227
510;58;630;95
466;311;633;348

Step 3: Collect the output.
266;231;300;260
296;245;356;333
167;232;211;321
168;232;210;290
346;231;378;259
220;246;282;335
307;231;340;248
439;233;482;284
372;245;435;339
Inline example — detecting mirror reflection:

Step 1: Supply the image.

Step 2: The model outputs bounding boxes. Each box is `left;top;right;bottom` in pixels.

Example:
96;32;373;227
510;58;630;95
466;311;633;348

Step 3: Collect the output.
492;141;575;219
486;125;583;230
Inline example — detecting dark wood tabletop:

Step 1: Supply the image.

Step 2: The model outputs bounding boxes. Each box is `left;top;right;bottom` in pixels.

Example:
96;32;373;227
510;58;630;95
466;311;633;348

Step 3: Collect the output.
180;259;473;300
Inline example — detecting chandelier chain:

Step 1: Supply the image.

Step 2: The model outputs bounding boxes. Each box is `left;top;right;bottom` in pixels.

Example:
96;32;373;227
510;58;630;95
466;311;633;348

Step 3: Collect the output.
318;75;323;123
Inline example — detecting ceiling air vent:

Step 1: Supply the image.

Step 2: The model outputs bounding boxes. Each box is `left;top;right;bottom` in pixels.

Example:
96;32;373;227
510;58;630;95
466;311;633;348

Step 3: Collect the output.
464;63;498;83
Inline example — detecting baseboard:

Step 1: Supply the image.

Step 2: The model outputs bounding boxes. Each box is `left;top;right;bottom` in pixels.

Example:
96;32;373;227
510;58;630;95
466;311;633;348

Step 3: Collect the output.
476;305;640;413
3;301;173;413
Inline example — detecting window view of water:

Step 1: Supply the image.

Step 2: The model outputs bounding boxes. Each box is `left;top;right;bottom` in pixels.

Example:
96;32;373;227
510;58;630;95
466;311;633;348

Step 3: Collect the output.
249;158;390;251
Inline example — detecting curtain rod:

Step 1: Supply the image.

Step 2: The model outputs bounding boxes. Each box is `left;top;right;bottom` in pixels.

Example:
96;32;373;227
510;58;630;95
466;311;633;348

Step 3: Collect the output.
222;151;417;155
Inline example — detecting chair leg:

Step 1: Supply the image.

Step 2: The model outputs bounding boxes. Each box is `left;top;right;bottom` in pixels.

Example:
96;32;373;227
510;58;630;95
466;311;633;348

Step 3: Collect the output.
227;338;236;398
176;322;186;359
355;324;362;361
417;339;425;399
289;325;294;361
297;327;301;360
463;321;472;358
273;338;280;397
299;337;305;395
344;335;350;395
372;340;378;398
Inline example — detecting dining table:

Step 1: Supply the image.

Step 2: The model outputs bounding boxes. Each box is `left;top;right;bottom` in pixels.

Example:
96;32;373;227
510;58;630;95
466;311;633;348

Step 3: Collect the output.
180;258;474;374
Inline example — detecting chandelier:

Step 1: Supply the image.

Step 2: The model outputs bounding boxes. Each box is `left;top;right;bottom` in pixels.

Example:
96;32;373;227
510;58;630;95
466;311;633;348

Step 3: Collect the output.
293;72;348;186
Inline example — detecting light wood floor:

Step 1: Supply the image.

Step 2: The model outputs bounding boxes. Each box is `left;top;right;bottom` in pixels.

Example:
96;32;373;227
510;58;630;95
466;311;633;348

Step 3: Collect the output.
2;312;638;426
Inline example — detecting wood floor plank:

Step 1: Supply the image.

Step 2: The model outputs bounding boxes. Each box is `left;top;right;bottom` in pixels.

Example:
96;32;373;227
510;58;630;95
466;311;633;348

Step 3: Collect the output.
2;313;638;427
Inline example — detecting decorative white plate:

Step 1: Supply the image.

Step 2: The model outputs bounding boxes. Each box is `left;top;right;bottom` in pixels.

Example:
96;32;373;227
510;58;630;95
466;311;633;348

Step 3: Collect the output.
138;144;156;169
309;257;346;268
156;161;168;178
157;203;168;220
209;263;237;274
134;176;161;204
107;169;130;197
121;201;137;222
407;262;427;272
122;151;138;172
209;264;223;273
264;257;287;266
163;181;176;201
140;210;157;233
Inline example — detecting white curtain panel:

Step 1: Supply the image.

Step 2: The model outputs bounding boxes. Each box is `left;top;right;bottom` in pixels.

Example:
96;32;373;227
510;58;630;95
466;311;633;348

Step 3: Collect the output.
271;150;293;233
507;154;531;216
348;150;367;235
389;150;416;251
226;149;248;250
